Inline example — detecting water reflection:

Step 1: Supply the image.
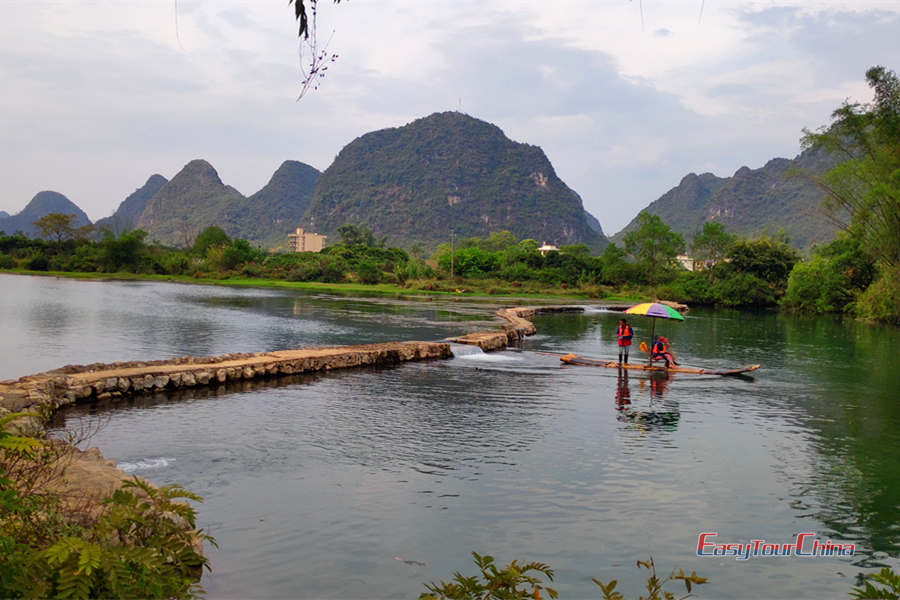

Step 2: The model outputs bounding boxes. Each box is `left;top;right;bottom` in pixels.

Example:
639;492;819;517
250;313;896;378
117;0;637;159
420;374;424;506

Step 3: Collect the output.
615;368;631;410
776;314;900;565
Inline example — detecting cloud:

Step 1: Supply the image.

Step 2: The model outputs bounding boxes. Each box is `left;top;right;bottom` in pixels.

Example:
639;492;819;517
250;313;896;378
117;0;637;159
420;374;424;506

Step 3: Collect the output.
1;1;898;234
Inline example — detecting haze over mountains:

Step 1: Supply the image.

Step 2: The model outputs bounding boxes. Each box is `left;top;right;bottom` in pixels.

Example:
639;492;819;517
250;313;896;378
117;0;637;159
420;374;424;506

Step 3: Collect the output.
2;111;838;252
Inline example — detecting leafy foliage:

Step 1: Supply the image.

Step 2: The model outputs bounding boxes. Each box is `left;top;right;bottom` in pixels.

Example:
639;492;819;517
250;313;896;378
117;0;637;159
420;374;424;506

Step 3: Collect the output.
782;234;875;313
420;552;558;600
800;65;900;323
192;225;231;256
33;213;77;246
623;212;685;284
726;237;798;285
691;222;734;262
852;567;900;599
1;410;213;600
593;557;707;600
337;224;383;247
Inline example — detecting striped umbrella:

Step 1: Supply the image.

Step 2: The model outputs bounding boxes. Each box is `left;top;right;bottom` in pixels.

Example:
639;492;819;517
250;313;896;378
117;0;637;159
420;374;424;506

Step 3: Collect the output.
623;302;684;360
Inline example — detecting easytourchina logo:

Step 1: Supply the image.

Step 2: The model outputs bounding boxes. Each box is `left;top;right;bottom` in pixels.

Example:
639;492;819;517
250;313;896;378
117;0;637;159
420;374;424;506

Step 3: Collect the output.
697;532;855;561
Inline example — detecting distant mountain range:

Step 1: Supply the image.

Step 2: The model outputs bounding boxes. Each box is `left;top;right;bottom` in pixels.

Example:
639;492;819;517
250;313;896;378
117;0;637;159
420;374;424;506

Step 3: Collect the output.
0;191;91;237
610;144;840;248
3;112;843;252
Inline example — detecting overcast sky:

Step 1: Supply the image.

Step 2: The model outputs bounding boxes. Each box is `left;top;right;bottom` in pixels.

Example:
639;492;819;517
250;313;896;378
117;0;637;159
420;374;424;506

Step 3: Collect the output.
2;1;897;234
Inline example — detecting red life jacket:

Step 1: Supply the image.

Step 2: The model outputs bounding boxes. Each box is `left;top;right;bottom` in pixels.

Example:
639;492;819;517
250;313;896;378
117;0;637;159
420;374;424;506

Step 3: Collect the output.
617;324;633;346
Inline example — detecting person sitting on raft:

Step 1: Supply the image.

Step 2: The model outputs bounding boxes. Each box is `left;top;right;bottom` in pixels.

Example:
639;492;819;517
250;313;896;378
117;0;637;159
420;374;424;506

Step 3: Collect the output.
650;336;679;368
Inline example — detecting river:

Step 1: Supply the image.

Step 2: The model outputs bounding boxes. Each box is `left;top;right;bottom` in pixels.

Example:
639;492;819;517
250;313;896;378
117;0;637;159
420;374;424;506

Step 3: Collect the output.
3;273;899;599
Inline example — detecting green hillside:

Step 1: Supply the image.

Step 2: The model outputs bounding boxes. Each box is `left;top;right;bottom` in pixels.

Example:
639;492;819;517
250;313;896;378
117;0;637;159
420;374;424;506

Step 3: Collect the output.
133;160;319;248
233;160;320;248
612;144;842;249
0;191;91;237
136;160;244;247
301;112;607;251
94;174;168;235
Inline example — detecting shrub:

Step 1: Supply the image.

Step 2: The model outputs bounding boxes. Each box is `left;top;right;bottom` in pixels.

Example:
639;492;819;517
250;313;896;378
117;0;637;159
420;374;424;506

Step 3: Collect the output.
25;252;49;271
355;259;382;284
710;272;776;306
854;265;900;325
1;412;213;599
161;252;191;275
420;552;557;600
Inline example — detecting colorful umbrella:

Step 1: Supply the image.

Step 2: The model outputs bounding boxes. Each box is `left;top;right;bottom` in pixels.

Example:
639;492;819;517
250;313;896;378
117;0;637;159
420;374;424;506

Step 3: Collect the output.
623;302;684;361
623;302;685;321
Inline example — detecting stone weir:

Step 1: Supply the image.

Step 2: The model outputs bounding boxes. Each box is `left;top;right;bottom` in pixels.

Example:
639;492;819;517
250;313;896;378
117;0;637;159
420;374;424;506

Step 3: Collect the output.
450;305;585;351
0;305;582;559
0;306;586;419
0;342;452;421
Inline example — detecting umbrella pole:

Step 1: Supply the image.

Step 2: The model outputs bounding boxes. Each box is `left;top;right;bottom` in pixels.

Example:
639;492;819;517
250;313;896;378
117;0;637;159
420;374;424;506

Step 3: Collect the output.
648;319;656;365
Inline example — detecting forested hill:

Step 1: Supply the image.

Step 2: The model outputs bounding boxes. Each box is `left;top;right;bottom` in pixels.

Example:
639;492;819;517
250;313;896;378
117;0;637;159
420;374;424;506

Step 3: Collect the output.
301;112;607;251
134;159;320;247
239;160;321;248
611;143;841;249
94;174;168;235
0;191;91;237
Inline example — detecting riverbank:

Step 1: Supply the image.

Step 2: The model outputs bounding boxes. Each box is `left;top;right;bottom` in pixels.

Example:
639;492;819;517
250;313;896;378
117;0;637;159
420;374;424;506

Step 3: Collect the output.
0;268;649;303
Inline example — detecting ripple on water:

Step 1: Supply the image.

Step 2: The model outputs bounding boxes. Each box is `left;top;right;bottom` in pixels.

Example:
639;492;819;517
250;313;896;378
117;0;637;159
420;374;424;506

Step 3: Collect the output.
33;291;900;599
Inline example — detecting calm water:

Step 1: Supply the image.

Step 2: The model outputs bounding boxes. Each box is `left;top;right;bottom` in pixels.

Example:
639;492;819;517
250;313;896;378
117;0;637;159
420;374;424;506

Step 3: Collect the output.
3;273;900;599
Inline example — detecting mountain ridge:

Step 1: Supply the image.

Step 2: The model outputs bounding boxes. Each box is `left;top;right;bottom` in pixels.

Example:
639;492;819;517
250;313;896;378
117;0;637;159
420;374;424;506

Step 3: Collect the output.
95;174;168;235
611;144;841;249
301;111;607;251
0;191;91;237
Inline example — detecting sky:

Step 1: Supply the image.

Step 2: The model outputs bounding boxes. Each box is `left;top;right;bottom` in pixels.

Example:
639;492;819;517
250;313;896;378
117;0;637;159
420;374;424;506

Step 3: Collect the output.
1;1;898;235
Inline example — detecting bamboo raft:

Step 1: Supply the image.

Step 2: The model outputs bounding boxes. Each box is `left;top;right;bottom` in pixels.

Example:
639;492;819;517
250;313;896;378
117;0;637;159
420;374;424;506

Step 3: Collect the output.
559;353;761;376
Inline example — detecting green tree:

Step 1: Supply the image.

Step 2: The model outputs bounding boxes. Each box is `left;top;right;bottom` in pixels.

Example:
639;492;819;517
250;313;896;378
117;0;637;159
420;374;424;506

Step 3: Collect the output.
222;239;258;270
103;230;148;272
726;237;798;286
560;243;591;259
336;224;382;247
478;230;518;252
691;222;735;264
192;226;230;256
802;65;900;323
782;234;875;313
599;243;632;285
623;212;685;284
33;213;76;246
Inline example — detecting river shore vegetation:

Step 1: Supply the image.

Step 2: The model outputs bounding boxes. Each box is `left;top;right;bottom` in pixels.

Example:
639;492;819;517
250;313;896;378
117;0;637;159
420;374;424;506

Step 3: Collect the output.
0;412;213;598
0;220;802;308
0;204;892;323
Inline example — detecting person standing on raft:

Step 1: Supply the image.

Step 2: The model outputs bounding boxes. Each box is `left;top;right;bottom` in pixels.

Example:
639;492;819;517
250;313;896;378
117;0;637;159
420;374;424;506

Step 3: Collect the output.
617;318;634;364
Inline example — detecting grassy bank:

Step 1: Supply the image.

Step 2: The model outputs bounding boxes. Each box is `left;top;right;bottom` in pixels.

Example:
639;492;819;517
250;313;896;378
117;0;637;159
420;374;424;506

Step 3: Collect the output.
1;269;652;304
